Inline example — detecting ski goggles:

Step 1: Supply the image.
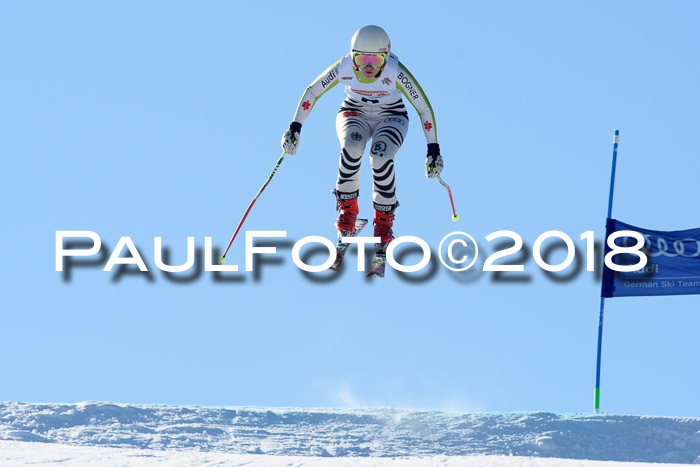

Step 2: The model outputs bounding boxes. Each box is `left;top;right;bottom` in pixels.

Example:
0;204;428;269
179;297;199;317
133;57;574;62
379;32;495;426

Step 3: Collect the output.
353;52;387;69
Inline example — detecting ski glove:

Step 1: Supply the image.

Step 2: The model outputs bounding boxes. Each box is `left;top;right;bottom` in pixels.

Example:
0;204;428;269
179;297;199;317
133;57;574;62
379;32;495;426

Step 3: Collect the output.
425;143;443;178
281;122;302;155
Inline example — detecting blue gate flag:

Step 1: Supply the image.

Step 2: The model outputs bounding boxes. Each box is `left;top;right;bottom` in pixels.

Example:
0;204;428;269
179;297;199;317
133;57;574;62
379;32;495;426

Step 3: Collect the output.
602;218;700;298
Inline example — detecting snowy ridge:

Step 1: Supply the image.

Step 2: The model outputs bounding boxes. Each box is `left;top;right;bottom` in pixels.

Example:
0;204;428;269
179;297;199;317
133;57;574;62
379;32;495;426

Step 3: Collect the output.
1;402;700;464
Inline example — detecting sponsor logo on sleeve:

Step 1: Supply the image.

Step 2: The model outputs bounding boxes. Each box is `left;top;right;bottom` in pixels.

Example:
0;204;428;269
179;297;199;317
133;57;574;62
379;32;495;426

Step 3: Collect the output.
397;72;419;100
321;69;338;88
302;101;311;111
424;121;433;131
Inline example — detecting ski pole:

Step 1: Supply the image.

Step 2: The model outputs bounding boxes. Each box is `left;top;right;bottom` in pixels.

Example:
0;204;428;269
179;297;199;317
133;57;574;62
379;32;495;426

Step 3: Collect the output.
437;174;459;221
219;152;287;264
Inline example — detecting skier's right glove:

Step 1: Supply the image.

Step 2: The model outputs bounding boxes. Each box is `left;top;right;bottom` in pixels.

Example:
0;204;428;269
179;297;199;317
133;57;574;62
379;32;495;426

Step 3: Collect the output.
425;143;443;178
281;122;302;155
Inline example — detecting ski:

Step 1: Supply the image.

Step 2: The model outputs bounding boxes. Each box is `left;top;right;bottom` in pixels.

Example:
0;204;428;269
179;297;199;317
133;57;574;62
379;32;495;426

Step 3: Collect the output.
329;219;369;271
366;250;387;278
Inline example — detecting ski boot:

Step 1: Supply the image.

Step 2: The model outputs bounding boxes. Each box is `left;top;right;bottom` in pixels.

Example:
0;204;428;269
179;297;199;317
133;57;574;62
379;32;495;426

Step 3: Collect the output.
329;190;368;271
333;189;360;238
372;201;398;251
366;202;398;278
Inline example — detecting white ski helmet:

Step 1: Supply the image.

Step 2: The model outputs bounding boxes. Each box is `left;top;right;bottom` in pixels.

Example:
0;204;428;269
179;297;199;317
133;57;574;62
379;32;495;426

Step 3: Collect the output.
350;25;391;54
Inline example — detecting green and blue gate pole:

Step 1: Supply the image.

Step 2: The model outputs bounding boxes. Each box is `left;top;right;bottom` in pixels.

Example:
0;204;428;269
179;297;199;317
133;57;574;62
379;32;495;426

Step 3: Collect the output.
595;130;620;413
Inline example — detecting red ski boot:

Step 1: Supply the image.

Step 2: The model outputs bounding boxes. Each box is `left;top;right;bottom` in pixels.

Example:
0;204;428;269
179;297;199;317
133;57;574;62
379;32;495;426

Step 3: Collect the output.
334;190;360;236
373;202;398;249
366;202;398;278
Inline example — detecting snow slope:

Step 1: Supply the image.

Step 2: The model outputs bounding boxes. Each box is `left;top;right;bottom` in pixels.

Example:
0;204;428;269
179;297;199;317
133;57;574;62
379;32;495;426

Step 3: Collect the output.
1;402;700;465
0;441;693;467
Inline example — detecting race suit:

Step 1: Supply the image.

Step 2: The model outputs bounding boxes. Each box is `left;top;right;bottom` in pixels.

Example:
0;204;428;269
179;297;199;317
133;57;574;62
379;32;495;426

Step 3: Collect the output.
290;52;437;208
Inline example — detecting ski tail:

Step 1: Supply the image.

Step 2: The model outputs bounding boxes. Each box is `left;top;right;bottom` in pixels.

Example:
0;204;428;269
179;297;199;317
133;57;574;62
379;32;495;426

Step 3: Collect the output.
367;246;387;278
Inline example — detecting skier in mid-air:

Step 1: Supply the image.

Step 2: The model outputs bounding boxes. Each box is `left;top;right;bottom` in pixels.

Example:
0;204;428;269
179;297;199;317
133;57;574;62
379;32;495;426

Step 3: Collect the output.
281;25;443;272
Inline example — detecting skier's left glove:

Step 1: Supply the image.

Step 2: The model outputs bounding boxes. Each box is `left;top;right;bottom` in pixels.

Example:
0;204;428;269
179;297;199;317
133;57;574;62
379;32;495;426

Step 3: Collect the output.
281;122;302;155
425;143;443;178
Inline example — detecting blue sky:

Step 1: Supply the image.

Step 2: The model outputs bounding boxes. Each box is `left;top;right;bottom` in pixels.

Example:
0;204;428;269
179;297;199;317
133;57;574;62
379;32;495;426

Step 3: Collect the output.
2;1;700;417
